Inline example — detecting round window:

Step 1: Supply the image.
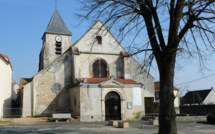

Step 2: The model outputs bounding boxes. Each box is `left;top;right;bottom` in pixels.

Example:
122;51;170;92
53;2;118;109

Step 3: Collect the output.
51;82;62;93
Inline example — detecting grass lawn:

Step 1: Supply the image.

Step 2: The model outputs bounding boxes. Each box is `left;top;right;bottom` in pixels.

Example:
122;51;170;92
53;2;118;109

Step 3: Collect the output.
0;118;13;124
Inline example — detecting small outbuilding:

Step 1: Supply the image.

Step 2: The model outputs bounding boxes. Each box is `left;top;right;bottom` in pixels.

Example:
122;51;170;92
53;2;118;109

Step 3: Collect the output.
181;87;215;105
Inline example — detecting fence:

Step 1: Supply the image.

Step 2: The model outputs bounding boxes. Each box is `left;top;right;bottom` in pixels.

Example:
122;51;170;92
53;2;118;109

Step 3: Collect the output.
180;103;215;115
0;108;22;118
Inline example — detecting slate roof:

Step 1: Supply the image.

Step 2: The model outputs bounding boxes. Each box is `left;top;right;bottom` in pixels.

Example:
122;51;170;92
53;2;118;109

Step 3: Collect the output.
154;82;179;91
19;78;33;90
77;78;138;84
181;89;212;104
45;9;72;35
0;53;12;70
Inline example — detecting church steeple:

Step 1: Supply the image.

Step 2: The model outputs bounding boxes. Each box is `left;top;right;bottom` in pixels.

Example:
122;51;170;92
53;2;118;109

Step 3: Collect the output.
44;9;72;36
39;9;72;71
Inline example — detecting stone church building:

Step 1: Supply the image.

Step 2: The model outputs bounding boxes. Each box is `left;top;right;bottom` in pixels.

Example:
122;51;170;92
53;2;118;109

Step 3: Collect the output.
21;9;154;121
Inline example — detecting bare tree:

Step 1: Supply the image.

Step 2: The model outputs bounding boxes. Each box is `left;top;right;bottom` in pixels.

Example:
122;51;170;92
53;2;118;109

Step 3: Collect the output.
78;0;215;133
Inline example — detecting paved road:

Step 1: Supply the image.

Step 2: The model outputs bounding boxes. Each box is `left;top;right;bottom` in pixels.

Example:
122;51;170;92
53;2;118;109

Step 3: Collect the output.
0;121;214;134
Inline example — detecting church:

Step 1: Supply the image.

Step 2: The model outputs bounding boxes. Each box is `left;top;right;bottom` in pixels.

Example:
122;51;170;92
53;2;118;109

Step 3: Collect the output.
21;9;154;121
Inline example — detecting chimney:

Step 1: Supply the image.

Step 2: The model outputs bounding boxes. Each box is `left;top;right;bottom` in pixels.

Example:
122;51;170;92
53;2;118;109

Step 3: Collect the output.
211;87;214;90
83;78;87;83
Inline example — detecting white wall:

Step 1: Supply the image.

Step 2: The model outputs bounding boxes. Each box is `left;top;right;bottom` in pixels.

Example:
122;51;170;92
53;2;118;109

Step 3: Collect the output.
75;54;123;78
11;80;19;101
79;81;145;122
154;90;180;108
73;20;125;54
0;56;12;118
73;20;155;97
174;90;180;108
73;20;125;79
203;89;215;104
80;86;102;121
22;82;33;117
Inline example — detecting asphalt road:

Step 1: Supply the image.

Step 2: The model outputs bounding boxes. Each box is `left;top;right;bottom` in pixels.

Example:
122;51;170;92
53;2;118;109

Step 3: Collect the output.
0;121;214;134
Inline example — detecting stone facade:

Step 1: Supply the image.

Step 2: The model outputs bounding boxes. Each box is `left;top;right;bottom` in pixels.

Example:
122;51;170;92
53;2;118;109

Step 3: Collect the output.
21;10;155;121
23;49;75;116
127;57;154;97
73;20;154;97
69;20;154;121
39;34;71;70
70;79;145;122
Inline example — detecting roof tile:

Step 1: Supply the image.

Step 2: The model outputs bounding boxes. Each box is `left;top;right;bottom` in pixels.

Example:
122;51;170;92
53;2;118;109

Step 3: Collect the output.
76;78;138;84
115;78;138;84
154;82;178;91
0;53;12;70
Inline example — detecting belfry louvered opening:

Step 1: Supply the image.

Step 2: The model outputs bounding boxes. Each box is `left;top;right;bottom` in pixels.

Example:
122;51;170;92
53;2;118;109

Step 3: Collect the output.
55;42;62;54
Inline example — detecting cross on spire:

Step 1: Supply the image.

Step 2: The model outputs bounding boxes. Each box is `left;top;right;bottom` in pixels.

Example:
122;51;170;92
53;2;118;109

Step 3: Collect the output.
55;0;57;9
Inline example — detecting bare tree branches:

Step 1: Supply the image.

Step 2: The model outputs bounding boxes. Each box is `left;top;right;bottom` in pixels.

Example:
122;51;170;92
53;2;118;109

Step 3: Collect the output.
78;0;215;133
79;0;214;67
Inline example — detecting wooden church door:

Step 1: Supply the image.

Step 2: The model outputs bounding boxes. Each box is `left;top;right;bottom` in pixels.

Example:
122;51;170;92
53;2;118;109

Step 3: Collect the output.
105;91;121;120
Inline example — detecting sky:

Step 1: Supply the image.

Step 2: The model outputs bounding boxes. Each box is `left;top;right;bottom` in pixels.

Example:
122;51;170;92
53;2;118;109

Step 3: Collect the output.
0;0;215;96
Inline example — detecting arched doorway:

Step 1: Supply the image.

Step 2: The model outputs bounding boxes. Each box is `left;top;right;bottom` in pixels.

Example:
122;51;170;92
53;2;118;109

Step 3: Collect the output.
105;91;121;120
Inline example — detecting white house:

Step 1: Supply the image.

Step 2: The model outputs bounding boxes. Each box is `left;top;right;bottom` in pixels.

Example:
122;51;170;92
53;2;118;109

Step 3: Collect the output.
0;53;12;118
181;87;215;105
154;82;180;113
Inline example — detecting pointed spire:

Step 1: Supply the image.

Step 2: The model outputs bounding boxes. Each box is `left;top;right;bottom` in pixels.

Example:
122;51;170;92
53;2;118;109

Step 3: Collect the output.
45;9;72;36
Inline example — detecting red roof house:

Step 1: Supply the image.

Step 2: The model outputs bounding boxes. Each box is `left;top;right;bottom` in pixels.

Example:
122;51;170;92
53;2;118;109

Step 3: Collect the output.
0;53;12;70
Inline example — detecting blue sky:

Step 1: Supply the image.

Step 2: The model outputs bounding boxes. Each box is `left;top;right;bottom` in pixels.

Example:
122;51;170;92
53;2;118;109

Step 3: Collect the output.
1;0;215;96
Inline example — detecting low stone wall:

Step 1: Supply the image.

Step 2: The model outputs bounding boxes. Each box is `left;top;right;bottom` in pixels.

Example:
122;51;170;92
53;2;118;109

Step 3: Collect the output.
13;117;48;123
143;115;206;121
176;116;206;121
180;104;215;115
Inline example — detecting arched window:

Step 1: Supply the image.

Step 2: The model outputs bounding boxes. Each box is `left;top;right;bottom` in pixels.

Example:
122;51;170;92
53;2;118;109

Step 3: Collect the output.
93;59;108;77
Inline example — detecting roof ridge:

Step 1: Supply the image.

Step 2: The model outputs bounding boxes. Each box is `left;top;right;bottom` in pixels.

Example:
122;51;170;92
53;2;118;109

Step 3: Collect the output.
191;89;212;92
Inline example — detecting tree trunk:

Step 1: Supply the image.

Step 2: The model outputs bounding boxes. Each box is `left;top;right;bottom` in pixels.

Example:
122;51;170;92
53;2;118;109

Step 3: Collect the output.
157;54;177;134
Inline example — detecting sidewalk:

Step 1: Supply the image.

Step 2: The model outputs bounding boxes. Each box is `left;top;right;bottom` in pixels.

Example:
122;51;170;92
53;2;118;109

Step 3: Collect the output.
1;118;214;134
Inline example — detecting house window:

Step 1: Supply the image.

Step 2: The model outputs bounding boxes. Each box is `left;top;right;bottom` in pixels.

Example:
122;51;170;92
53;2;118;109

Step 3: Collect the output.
93;59;108;77
155;91;159;100
96;36;102;44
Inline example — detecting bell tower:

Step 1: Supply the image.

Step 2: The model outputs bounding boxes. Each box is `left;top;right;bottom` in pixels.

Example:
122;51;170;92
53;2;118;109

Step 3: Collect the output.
39;9;72;71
